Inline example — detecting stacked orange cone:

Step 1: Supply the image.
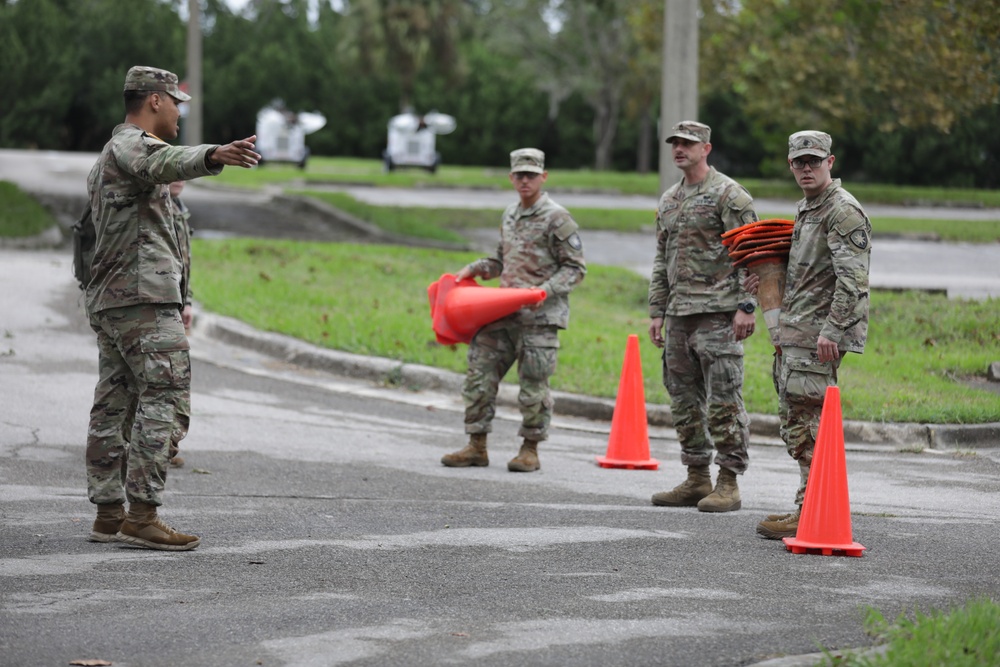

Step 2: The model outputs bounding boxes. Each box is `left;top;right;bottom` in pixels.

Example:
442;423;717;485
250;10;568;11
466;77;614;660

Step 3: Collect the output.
721;218;795;269
722;219;794;345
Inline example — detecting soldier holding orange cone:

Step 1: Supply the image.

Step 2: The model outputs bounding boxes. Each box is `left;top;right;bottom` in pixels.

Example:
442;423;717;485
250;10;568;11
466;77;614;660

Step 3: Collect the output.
748;131;872;540
440;148;586;472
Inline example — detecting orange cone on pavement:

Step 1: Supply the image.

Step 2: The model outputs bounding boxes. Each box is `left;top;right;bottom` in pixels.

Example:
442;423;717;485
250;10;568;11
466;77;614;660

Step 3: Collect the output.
596;334;659;470
784;386;866;557
427;274;547;345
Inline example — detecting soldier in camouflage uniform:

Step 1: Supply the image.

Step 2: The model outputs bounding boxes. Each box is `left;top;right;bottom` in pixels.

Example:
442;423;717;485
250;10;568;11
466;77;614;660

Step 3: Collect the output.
750;131;871;539
85;66;259;551
647;121;759;514
111;182;191;471
168;180;193;468
441;148;586;472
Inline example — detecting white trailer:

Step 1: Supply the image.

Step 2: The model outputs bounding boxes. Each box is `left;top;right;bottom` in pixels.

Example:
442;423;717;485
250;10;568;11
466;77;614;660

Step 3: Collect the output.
382;111;456;173
255;104;327;169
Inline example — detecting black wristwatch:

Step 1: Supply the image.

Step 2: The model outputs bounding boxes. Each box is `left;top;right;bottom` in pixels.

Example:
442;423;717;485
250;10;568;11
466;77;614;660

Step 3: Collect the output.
738;302;756;314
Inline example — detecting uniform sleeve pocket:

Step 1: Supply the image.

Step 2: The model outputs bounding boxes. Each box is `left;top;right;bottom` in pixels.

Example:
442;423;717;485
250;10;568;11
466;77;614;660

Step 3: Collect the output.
726;189;753;213
553;217;579;241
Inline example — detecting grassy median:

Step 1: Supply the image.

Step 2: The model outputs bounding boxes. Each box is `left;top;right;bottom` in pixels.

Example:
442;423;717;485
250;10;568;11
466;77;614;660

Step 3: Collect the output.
190;238;1000;425
0;181;56;237
2;180;997;424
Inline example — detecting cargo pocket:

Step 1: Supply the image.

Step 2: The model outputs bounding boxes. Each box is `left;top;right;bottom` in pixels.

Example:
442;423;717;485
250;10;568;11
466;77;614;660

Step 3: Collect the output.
521;329;559;381
784;355;831;410
137;310;191;421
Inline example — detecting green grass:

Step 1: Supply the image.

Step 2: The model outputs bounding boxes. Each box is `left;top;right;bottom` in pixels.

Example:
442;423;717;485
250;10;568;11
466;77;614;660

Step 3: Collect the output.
190;238;1000;424
296;190;470;245
819;598;1000;666
214;156;1000;207
0;180;56;237
0;179;996;423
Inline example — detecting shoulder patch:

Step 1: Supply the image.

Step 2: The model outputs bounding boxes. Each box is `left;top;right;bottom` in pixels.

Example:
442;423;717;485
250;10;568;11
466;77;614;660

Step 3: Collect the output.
849;227;870;250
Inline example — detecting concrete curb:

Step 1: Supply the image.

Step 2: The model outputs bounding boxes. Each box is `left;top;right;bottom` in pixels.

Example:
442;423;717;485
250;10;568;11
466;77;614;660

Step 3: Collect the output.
194;311;1000;451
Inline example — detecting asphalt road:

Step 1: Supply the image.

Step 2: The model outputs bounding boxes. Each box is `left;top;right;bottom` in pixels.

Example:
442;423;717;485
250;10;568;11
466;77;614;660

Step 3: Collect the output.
2;249;1000;667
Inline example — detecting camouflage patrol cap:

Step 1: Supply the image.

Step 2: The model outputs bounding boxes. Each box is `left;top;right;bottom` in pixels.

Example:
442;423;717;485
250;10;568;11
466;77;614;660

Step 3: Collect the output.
510;148;545;174
123;66;191;102
666;121;711;144
788;131;832;159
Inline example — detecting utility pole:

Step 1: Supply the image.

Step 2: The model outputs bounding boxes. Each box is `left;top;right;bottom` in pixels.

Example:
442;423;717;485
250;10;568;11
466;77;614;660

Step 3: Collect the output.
658;0;699;193
184;0;203;146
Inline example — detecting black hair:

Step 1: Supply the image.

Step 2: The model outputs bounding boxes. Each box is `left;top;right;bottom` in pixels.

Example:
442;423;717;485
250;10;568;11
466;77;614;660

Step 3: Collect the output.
124;90;153;115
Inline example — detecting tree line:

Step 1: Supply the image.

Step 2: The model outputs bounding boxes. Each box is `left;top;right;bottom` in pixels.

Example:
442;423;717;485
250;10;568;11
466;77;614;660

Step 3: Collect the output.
1;0;998;187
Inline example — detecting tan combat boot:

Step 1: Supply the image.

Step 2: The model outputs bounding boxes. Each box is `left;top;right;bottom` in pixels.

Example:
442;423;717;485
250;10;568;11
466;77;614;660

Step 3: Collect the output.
756;510;800;540
507;439;540;472
441;434;489;467
116;502;200;551
88;504;125;543
651;466;712;506
168;441;184;468
697;468;742;513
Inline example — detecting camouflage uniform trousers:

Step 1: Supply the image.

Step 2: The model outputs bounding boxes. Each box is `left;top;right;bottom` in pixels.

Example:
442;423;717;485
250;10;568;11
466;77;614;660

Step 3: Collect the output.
462;319;559;442
87;304;191;507
663;312;750;473
771;345;842;506
122;389;189;461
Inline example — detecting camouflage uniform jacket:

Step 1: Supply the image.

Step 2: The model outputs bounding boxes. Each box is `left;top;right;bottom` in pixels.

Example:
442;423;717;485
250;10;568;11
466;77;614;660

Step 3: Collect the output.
171;196;193;306
648;167;758;318
86;123;221;315
467;193;586;329
780;179;871;353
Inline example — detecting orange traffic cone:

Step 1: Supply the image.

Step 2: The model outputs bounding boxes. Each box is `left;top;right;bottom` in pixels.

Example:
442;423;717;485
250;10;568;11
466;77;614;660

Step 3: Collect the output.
783;386;866;557
427;274;547;345
596;334;659;470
